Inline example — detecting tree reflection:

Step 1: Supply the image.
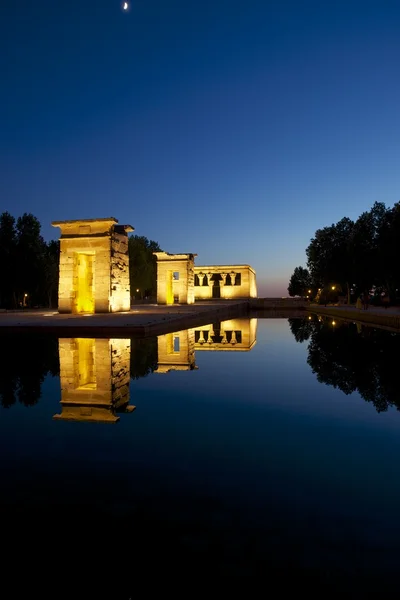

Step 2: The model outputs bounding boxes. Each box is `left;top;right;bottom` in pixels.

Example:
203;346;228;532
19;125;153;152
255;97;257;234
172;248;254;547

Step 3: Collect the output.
290;317;400;412
130;337;158;379
0;335;59;407
288;317;314;343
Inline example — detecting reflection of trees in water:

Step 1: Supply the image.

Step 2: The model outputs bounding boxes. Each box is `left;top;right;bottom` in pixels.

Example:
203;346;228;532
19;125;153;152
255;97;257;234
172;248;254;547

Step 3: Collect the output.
0;335;159;408
0;335;59;408
288;318;314;343
289;317;400;412
130;337;158;380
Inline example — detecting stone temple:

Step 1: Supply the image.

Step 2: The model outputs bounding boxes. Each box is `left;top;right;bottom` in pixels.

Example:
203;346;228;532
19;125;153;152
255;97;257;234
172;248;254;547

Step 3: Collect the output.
52;216;257;313
52;218;133;314
153;252;257;305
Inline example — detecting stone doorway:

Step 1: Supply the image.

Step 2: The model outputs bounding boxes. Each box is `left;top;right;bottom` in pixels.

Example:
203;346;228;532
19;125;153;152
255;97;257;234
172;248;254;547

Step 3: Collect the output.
73;253;95;314
211;274;221;299
75;338;96;390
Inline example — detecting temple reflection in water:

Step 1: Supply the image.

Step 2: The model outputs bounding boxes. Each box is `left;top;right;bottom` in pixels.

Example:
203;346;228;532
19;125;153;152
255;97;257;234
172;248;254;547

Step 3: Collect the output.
54;338;134;423
156;318;257;373
54;319;258;419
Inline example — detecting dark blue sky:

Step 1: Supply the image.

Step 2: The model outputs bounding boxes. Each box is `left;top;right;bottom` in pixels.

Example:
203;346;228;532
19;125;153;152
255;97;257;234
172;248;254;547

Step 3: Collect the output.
1;0;399;295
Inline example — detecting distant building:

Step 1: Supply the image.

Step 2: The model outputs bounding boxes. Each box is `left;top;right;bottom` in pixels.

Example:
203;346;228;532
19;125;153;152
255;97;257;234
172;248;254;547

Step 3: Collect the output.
154;253;257;305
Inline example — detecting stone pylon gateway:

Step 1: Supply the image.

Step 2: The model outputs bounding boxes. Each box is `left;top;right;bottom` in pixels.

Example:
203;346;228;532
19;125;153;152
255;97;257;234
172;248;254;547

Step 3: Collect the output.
54;338;134;423
52;218;133;314
153;252;197;305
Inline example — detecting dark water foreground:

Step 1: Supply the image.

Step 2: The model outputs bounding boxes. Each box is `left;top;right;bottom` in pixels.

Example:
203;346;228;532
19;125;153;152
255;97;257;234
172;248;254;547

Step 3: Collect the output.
1;316;400;593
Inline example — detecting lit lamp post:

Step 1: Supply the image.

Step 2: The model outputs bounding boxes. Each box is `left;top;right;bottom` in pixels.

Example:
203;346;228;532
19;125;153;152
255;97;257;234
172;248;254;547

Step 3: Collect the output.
23;293;28;308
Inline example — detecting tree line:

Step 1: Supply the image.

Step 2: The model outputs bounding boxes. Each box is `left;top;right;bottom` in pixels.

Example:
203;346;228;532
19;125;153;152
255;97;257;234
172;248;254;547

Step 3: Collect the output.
288;201;400;304
0;212;161;309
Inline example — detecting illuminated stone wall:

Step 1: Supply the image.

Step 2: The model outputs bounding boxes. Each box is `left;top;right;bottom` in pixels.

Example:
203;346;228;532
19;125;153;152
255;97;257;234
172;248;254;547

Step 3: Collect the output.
52;218;133;314
54;338;133;423
155;319;257;372
110;225;131;312
193;265;257;300
155;329;196;373
193;318;257;351
153;252;197;305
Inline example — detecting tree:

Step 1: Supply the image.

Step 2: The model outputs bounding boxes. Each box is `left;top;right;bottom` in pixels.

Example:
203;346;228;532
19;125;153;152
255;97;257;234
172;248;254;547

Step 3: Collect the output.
288;266;312;297
41;240;59;308
306;217;354;303
129;235;162;299
15;213;47;307
375;201;400;298
0;212;17;308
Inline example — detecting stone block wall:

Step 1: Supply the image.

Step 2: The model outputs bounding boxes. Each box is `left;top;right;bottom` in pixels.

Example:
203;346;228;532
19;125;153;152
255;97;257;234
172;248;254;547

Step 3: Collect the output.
193;318;257;351
110;226;131;312
52;218;133;314
193;265;257;300
155;329;196;372
154;252;197;305
54;337;132;422
110;338;131;409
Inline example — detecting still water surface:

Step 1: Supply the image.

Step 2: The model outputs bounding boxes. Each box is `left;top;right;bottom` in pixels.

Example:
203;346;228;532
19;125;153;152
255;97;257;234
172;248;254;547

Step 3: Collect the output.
1;315;400;590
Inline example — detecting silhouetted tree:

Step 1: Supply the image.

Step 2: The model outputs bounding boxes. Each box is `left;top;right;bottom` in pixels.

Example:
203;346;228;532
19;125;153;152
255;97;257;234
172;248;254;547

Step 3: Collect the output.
306;217;354;303
129;235;162;299
288;266;312;297
0;212;17;308
297;202;400;305
15;213;47;307
41;240;60;308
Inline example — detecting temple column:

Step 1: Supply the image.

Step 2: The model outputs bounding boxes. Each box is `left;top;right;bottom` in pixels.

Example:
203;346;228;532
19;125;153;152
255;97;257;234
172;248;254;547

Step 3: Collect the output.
198;330;206;344
198;272;205;286
230;330;237;345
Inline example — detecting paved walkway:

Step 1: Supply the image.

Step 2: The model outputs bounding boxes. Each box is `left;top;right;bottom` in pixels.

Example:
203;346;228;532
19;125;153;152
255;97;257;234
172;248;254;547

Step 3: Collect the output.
0;301;249;337
307;303;400;330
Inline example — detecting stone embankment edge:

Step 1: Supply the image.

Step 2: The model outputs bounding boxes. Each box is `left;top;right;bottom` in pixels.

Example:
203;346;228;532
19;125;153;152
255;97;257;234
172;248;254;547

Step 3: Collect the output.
0;302;250;338
306;305;400;331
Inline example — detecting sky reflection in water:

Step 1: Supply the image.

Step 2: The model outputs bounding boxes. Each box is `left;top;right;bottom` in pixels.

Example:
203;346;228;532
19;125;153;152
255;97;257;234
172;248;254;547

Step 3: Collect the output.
1;315;400;589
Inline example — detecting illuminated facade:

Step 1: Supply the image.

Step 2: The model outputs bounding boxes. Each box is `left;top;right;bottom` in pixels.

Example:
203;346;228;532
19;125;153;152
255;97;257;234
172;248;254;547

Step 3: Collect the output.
52;218;133;314
155;329;196;373
193;318;257;351
156;318;257;372
54;338;134;423
153;252;197;305
193;265;257;300
154;251;257;305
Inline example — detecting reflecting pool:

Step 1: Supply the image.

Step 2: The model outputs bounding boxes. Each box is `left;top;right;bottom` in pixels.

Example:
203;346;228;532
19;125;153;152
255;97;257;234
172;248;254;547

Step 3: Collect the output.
1;315;400;591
